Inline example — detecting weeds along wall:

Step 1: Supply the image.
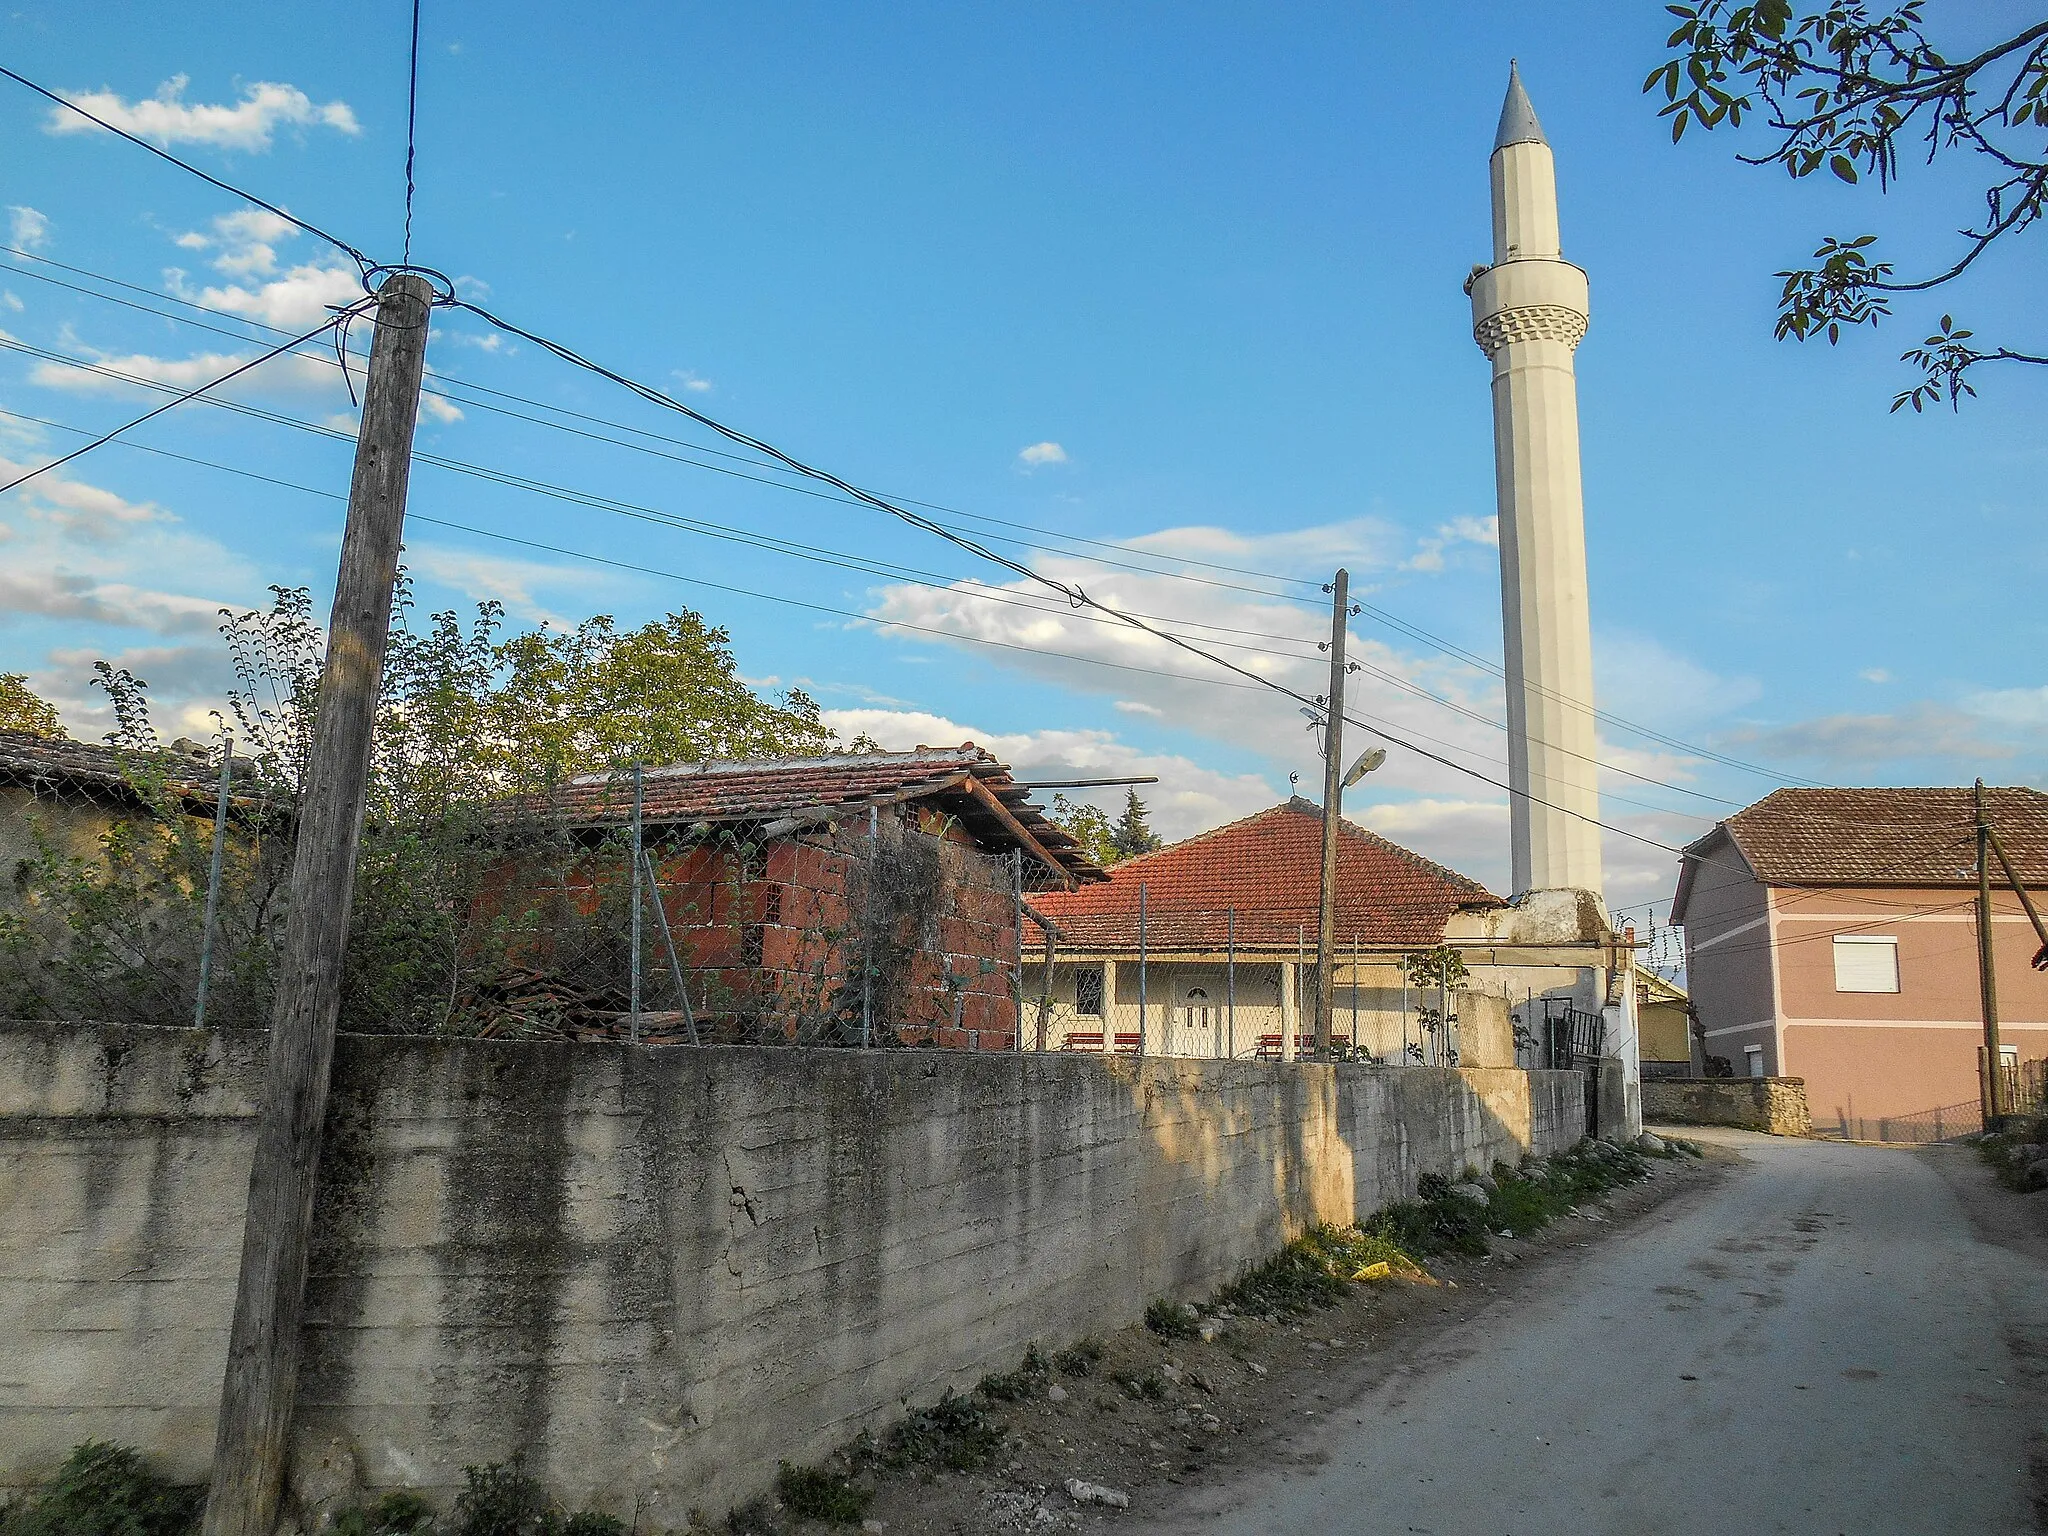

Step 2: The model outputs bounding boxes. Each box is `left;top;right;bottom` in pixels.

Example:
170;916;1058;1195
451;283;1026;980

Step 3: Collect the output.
0;1020;1584;1521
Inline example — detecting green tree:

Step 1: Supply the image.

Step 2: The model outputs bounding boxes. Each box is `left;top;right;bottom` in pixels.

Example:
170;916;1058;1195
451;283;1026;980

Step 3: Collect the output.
1109;789;1163;860
0;673;64;737
491;611;831;784
1649;2;2048;409
1047;792;1119;867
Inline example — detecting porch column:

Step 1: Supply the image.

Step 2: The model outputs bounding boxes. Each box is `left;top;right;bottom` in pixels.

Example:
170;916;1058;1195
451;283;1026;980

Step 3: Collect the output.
1102;959;1118;1051
1279;962;1297;1061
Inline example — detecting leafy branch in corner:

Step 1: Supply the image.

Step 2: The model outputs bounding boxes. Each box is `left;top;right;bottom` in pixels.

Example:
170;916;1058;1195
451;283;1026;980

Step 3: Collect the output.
1648;1;2048;408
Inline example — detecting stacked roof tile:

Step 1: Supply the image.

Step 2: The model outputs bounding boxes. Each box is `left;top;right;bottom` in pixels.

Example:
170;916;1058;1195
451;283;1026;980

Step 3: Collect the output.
1027;797;1500;951
1695;786;2048;888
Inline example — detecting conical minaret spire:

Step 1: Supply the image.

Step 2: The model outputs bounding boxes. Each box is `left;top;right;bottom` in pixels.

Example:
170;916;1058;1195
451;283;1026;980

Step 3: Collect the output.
1467;64;1603;900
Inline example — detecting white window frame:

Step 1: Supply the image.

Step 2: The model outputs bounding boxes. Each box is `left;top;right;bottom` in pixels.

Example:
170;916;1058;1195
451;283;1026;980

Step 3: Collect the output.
1832;935;1900;994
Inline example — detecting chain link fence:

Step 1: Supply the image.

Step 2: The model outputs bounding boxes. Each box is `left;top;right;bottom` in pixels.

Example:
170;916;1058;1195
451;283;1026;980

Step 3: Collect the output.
1;732;1035;1049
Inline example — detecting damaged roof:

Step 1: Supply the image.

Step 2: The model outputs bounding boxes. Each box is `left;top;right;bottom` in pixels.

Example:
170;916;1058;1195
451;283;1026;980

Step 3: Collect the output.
1026;797;1501;952
0;728;247;812
542;745;1106;888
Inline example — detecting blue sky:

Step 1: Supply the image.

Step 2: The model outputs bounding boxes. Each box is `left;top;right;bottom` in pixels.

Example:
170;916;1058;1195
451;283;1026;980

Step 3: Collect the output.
2;2;2041;917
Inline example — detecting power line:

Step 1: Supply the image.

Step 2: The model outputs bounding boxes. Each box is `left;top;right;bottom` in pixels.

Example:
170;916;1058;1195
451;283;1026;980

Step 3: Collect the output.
0;243;1815;792
403;0;423;266
0;248;1798;809
0;307;364;496
0;65;373;276
0;249;1335;602
0;329;1705;848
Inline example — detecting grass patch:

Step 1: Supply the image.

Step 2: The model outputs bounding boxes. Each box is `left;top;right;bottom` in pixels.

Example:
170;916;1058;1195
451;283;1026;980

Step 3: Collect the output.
332;1494;436;1536
977;1343;1049;1402
1980;1115;2048;1190
0;1442;201;1536
771;1464;870;1526
1051;1338;1103;1377
1216;1138;1658;1318
877;1392;1007;1471
1144;1299;1200;1339
1110;1370;1166;1402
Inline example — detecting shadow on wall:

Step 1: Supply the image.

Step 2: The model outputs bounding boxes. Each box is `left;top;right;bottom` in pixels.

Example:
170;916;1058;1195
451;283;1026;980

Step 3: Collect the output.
0;1020;1585;1523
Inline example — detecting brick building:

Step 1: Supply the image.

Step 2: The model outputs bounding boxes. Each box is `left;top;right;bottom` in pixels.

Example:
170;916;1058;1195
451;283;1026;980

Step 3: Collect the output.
525;747;1102;1047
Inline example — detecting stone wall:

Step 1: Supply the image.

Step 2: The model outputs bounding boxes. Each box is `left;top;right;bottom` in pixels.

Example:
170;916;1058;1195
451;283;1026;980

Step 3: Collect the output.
1641;1075;1812;1137
0;1020;1584;1520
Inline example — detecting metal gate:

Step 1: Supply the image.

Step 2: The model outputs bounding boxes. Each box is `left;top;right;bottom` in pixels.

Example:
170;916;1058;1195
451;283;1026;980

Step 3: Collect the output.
1543;1002;1606;1137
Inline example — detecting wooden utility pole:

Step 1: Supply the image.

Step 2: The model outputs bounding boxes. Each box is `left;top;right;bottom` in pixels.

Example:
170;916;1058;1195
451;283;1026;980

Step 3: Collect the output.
203;273;432;1536
1313;568;1349;1058
1975;779;2007;1126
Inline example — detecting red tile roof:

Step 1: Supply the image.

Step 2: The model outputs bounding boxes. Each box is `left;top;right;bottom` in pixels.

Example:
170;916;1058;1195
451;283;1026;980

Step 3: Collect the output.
1027;797;1501;952
534;745;1106;887
1691;785;2048;889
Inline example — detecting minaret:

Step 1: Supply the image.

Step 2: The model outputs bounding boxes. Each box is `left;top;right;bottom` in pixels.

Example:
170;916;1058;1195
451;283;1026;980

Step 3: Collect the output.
1468;63;1604;899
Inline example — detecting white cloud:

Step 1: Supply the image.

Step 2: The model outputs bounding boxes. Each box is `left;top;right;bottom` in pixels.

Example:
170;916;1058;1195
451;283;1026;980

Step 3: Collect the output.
402;544;607;626
165;216;364;328
671;369;712;394
47;75;359;152
418;392;464;425
1017;441;1068;468
819;707;1277;844
2;292;22;313
1403;515;1497;573
8;206;50;250
1114;699;1163;718
29;344;340;399
438;330;504;353
1719;703;2008;765
1859;667;1892;684
1966;685;2048;728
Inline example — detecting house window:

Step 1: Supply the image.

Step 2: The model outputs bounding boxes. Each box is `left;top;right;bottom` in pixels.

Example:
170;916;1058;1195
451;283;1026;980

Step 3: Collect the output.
741;923;766;968
1832;935;1899;993
1074;967;1104;1017
762;884;783;925
1745;1044;1764;1078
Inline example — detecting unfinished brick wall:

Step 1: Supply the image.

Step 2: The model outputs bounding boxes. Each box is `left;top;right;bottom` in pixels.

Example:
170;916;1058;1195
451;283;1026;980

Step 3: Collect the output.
650;809;1022;1047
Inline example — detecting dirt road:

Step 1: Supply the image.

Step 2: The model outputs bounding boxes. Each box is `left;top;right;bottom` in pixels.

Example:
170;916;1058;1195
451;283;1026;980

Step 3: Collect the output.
1134;1129;2048;1535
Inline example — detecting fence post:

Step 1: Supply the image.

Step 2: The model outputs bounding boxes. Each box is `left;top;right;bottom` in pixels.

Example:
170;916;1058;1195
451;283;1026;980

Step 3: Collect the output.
1226;906;1236;1060
1137;882;1148;1058
643;846;699;1046
629;762;643;1046
1038;925;1055;1051
861;804;877;1048
1012;847;1024;1054
203;272;432;1536
1350;934;1359;1056
193;730;234;1029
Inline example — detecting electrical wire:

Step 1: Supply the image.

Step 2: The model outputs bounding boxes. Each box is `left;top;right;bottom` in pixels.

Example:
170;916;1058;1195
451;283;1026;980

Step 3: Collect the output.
0;306;365;496
0;330;1709;846
403;0;422;266
0;247;1801;810
0;65;373;276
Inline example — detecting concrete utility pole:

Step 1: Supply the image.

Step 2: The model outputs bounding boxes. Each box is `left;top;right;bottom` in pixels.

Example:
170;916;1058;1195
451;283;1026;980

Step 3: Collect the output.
1313;568;1349;1057
1976;779;2007;1125
203;272;432;1536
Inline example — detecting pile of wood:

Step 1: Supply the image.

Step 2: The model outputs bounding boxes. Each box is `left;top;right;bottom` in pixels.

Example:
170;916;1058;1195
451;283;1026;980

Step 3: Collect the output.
456;962;628;1039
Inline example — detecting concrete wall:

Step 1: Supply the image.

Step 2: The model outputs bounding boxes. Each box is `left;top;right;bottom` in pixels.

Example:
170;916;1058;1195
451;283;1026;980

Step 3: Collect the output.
1642;1076;1812;1137
0;1020;1584;1519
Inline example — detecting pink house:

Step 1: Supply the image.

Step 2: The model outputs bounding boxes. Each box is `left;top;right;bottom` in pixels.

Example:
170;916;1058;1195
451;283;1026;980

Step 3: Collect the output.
1672;787;2048;1141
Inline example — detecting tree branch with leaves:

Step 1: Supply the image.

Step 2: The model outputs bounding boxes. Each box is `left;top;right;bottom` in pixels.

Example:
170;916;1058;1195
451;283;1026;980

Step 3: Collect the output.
1649;1;2048;410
